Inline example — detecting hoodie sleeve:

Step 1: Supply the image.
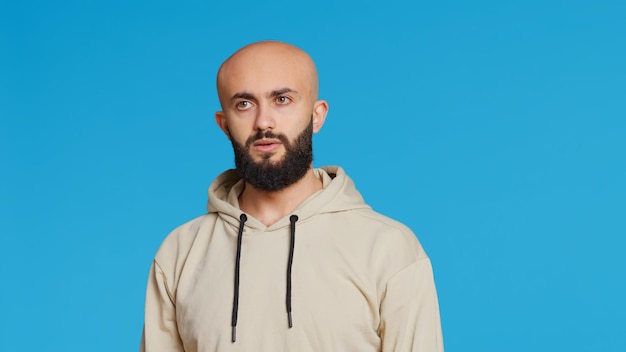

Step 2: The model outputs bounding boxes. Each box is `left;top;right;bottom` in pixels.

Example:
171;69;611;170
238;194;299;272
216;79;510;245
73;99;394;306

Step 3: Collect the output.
140;260;184;352
379;258;444;352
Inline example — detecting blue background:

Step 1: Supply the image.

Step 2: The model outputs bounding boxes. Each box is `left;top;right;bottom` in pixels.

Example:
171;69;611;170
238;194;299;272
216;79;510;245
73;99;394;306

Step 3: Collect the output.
1;1;625;351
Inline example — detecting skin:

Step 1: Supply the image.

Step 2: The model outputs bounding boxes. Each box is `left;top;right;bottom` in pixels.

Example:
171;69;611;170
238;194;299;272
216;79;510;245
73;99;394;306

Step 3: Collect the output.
215;41;329;226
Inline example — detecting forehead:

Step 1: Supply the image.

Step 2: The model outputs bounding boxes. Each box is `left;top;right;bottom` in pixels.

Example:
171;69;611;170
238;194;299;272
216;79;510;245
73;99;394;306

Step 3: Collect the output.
220;54;310;96
217;43;319;104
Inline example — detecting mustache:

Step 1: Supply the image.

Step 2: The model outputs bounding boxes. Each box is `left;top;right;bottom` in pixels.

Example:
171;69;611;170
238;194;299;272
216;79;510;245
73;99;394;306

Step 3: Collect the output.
245;130;290;148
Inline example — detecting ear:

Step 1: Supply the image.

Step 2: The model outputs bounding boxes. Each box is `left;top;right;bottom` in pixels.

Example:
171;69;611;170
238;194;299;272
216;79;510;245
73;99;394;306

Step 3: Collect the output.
215;111;230;137
311;100;329;134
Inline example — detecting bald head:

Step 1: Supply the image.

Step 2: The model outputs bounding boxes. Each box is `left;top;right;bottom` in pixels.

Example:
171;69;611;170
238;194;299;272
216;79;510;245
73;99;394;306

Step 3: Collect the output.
216;41;319;109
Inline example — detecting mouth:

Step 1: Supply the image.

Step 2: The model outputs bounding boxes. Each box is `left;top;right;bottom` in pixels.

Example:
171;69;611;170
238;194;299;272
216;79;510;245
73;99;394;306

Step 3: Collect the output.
252;138;282;153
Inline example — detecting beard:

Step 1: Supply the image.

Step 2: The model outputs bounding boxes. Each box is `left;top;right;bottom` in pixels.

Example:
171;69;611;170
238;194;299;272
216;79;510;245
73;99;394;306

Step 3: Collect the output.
230;119;314;192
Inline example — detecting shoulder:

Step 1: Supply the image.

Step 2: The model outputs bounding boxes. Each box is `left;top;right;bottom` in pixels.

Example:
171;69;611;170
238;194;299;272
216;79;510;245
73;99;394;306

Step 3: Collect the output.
326;207;434;293
319;207;429;279
354;208;428;258
153;213;218;270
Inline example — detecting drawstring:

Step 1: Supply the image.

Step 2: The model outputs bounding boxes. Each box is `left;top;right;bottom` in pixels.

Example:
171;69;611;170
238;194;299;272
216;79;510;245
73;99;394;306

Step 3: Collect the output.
231;213;298;343
231;214;247;343
286;215;298;328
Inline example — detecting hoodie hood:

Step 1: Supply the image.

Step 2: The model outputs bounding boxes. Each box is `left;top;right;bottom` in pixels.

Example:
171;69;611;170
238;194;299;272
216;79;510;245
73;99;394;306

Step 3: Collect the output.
207;166;371;231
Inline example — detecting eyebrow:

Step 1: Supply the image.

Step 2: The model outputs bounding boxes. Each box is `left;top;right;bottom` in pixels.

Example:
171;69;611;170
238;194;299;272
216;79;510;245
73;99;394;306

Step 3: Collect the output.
268;87;298;98
230;92;256;102
229;87;299;102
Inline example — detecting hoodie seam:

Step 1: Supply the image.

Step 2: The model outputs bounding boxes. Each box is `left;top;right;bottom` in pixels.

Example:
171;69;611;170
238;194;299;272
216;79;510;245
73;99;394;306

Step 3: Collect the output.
378;257;432;328
154;260;176;305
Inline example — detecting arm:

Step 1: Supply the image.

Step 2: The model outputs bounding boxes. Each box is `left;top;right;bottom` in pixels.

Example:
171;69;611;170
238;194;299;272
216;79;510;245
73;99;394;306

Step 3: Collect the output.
379;258;444;352
140;261;184;352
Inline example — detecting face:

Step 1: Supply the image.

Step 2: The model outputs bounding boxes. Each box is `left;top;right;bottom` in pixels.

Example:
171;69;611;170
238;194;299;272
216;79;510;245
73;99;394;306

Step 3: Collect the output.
215;42;328;190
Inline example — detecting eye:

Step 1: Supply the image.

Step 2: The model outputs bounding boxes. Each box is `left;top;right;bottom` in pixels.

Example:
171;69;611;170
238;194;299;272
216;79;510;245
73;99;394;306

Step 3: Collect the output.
236;101;253;110
275;96;292;105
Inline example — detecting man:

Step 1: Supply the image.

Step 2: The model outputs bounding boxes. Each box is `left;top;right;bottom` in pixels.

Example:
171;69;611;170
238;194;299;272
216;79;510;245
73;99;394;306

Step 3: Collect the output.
141;41;443;351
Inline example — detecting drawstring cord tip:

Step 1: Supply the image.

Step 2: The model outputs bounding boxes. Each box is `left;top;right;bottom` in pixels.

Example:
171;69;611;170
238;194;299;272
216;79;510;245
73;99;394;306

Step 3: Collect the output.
288;312;293;328
232;326;237;343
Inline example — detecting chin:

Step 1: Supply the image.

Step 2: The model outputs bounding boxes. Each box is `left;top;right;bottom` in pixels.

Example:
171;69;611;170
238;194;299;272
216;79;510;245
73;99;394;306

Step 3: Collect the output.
257;151;284;162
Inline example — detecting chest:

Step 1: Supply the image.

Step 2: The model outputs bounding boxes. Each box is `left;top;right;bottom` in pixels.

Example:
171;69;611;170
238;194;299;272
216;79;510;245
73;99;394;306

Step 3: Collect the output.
174;230;382;350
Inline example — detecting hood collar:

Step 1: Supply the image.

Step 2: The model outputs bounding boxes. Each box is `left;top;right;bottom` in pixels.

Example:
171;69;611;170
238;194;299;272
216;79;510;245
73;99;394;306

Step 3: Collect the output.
207;166;370;230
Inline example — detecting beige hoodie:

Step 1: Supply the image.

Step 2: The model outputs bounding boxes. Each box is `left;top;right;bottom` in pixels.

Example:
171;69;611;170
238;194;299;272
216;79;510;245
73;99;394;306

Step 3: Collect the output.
141;166;443;351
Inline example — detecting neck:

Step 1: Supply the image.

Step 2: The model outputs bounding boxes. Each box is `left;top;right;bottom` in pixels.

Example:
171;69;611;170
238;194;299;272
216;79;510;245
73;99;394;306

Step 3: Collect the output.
238;167;322;227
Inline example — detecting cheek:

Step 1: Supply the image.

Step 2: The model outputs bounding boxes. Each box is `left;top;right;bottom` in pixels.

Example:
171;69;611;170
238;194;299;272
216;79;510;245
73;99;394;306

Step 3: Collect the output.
224;121;252;143
231;133;250;147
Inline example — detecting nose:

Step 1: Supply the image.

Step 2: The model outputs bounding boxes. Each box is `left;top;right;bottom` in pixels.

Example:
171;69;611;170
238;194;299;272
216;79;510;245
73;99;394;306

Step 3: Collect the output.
254;105;276;131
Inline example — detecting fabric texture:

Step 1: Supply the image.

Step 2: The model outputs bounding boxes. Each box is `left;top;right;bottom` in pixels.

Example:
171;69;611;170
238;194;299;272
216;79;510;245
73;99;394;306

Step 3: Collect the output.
140;166;443;352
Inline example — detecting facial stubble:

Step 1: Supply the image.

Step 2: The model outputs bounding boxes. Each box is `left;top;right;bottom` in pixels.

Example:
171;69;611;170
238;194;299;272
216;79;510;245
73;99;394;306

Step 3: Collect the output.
230;119;314;192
